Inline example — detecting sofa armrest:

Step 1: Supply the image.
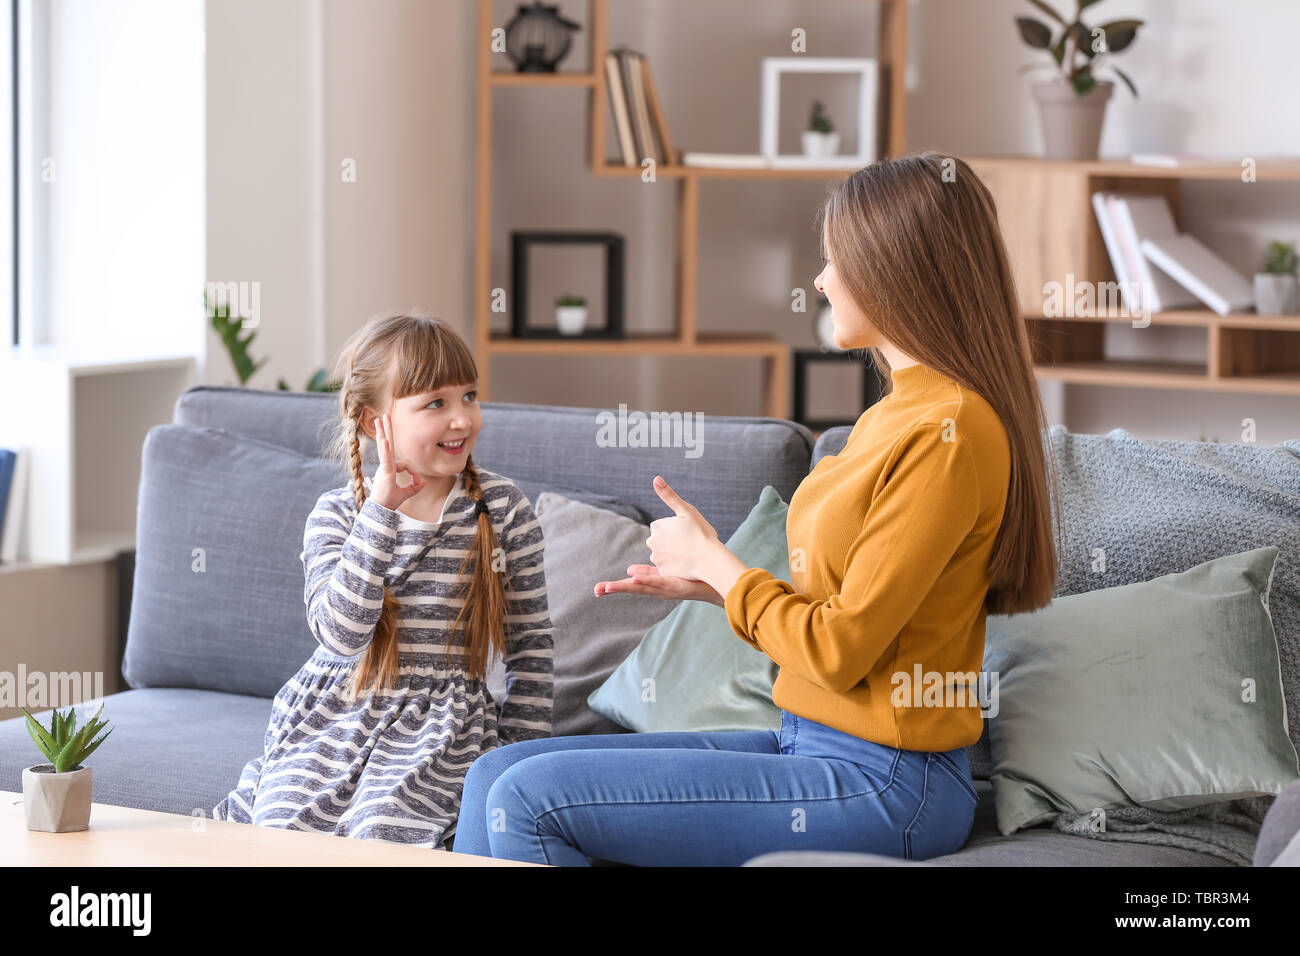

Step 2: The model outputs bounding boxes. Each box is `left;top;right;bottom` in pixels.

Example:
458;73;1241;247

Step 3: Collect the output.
1255;777;1300;866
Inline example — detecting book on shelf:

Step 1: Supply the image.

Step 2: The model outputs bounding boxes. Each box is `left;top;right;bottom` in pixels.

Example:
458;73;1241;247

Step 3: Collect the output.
0;446;30;564
1140;236;1255;316
1098;193;1201;312
605;47;676;167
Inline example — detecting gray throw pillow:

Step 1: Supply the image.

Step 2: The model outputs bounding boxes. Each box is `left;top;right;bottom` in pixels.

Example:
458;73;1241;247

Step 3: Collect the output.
485;491;670;737
984;545;1300;835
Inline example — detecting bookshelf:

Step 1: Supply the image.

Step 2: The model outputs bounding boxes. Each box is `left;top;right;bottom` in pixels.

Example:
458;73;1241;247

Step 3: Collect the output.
966;155;1300;397
474;0;908;418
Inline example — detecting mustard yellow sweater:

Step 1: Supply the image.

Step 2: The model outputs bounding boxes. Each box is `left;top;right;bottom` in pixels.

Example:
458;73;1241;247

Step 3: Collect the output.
724;362;1011;752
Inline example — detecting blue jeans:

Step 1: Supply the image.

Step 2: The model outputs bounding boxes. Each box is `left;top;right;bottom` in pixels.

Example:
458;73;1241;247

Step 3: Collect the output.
452;708;979;866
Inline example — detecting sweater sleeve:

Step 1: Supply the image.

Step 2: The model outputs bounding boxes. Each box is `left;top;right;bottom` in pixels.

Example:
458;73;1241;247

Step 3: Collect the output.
300;490;402;658
495;494;555;744
724;423;982;695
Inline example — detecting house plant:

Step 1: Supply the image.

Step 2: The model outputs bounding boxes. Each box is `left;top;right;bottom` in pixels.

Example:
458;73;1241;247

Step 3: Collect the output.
1254;241;1299;316
20;703;112;832
1015;0;1143;160
204;289;340;392
802;100;839;159
555;293;588;335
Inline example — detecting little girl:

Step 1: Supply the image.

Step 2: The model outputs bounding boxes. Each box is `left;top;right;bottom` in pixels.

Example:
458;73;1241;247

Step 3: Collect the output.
212;312;554;850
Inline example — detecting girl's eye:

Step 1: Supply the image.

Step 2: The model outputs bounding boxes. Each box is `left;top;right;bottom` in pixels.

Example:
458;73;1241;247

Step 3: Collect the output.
426;390;477;409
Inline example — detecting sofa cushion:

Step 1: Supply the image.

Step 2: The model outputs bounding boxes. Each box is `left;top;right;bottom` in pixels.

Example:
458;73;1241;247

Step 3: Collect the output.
123;425;350;698
485;492;672;737
587;485;788;732
984;545;1299;835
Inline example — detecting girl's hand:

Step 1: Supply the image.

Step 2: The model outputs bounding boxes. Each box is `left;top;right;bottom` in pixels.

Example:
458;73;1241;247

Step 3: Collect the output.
370;412;427;511
594;565;724;608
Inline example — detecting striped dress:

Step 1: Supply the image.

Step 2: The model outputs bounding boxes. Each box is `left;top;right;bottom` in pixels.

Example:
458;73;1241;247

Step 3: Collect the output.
211;467;554;850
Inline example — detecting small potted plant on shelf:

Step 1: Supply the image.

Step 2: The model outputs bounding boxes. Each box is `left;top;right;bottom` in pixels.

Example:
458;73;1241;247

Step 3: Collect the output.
21;703;113;832
802;101;839;159
1015;0;1143;160
555;293;588;335
1255;240;1299;316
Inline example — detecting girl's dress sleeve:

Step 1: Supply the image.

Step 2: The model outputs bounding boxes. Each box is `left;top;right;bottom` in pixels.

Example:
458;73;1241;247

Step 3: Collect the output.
496;493;555;744
299;490;402;657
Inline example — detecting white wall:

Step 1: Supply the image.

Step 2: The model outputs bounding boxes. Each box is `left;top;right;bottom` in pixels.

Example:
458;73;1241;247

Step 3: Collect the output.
39;0;205;360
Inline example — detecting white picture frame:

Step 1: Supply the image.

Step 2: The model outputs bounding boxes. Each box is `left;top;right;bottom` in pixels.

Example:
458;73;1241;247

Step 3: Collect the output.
760;57;878;169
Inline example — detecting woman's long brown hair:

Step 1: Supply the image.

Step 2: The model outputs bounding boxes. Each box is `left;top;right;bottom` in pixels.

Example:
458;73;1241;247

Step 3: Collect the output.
322;312;507;700
818;152;1061;614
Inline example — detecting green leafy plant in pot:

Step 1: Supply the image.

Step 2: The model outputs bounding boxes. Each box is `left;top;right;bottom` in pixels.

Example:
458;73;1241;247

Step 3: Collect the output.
555;293;588;335
1255;240;1299;316
1015;0;1143;160
21;703;112;832
204;289;341;392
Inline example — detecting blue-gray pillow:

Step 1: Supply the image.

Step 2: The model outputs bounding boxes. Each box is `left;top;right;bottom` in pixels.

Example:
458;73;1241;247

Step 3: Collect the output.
984;545;1300;834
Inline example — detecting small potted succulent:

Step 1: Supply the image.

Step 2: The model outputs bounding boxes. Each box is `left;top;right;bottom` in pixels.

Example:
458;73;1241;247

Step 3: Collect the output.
555;293;588;335
21;703;112;832
802;101;839;158
1015;0;1143;160
1255;241;1299;316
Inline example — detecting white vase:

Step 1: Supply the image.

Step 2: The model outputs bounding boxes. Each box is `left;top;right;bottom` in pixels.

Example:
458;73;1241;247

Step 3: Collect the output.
555;306;587;335
1031;80;1114;161
23;764;93;832
1254;274;1298;315
801;131;840;158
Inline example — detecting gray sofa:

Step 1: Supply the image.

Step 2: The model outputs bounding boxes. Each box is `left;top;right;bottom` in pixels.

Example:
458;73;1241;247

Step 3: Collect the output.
2;384;1297;867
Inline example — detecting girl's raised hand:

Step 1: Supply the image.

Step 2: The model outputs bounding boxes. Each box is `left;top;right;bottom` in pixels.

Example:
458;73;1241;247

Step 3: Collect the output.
370;412;427;511
594;565;724;608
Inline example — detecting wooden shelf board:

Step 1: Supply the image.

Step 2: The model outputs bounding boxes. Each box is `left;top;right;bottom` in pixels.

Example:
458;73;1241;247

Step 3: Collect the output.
491;72;596;86
594;162;857;179
1207;371;1300;396
1028;310;1300;331
968;154;1300;181
487;333;787;356
1033;359;1208;388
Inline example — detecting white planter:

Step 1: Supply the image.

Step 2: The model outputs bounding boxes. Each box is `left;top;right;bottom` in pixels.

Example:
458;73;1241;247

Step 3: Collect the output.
801;131;840;158
555;305;587;335
1032;80;1114;161
1254;274;1298;315
23;764;93;832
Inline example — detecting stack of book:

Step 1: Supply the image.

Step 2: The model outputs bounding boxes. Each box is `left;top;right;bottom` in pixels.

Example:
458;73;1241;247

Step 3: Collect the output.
605;47;677;167
1092;192;1254;316
0;446;30;563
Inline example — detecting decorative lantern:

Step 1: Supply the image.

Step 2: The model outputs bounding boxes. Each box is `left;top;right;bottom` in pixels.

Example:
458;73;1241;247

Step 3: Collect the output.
503;2;581;73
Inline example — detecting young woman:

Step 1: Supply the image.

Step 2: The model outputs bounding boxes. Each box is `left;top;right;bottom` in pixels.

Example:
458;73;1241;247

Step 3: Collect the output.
452;152;1062;866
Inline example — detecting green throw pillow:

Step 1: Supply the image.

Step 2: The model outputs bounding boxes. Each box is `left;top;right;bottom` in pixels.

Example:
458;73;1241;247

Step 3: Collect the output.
984;544;1300;835
587;485;788;732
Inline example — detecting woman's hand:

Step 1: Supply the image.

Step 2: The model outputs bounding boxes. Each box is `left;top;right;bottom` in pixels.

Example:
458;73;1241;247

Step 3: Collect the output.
369;412;427;511
594;565;725;608
644;475;721;581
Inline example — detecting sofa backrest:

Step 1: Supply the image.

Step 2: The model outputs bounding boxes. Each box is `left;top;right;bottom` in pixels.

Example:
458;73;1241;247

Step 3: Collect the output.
174;386;814;541
127;386;815;697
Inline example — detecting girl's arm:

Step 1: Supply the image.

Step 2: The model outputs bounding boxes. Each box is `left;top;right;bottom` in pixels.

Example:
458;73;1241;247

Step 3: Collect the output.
495;494;555;744
300;489;402;657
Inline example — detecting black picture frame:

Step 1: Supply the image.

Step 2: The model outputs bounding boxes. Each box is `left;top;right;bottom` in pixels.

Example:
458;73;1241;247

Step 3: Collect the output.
792;348;885;430
510;230;625;339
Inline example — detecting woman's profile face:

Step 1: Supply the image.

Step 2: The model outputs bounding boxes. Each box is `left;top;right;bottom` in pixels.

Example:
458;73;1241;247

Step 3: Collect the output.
814;221;880;351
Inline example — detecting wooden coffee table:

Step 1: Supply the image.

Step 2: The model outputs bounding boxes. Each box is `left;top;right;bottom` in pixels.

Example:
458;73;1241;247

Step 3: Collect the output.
2;790;541;866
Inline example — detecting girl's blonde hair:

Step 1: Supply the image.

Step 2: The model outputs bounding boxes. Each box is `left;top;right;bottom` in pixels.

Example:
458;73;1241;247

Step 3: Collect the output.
322;312;506;701
817;151;1062;615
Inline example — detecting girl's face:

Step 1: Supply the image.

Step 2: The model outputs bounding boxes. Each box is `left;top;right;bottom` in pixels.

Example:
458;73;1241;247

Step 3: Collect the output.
814;221;880;351
379;379;482;480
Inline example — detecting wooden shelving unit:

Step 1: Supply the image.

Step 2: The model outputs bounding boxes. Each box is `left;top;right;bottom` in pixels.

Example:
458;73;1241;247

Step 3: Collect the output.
474;0;908;418
967;155;1300;397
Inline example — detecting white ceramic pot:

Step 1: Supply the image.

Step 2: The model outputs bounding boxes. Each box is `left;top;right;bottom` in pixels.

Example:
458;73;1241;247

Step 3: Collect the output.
23;764;93;832
1032;80;1114;161
556;305;587;335
1254;274;1298;315
801;131;840;158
